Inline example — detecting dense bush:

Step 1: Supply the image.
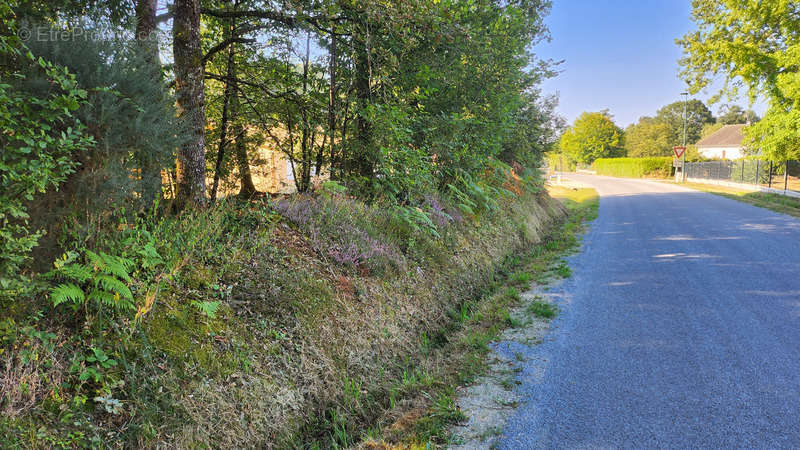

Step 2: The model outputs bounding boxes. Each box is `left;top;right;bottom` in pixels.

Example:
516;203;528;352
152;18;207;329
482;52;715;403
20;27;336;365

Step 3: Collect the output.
593;157;674;178
0;6;94;294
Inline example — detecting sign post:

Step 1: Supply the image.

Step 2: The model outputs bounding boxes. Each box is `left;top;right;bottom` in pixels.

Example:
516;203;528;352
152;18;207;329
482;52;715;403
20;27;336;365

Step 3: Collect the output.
673;146;687;182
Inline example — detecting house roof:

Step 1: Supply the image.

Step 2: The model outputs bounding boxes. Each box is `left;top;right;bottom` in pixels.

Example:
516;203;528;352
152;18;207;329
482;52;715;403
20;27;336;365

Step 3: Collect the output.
697;124;745;148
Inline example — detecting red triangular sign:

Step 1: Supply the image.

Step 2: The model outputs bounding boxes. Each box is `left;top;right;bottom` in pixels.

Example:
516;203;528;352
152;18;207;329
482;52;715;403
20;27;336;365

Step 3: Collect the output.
673;146;686;158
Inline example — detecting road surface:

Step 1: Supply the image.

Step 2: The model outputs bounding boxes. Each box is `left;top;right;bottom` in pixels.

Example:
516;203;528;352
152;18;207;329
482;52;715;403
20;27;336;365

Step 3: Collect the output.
500;174;800;449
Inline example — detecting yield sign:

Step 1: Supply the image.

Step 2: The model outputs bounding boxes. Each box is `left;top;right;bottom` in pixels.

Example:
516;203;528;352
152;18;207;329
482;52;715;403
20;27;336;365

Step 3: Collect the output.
673;146;686;158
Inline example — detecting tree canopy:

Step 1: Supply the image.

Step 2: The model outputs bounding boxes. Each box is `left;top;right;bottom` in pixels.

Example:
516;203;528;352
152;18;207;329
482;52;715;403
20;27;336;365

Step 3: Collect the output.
559;111;624;165
678;0;800;160
716;104;760;125
625;117;672;158
654;99;714;146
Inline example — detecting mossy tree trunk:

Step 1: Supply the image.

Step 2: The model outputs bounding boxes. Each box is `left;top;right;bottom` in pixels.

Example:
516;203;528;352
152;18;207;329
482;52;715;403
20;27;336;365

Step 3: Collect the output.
173;0;207;210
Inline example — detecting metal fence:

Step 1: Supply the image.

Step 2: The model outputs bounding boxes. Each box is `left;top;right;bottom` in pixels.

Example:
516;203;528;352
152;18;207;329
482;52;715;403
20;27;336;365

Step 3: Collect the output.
684;160;800;195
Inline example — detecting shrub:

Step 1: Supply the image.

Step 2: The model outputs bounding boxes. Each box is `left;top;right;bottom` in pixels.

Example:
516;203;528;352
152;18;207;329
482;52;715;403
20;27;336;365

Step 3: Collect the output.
0;14;93;293
592;157;674;178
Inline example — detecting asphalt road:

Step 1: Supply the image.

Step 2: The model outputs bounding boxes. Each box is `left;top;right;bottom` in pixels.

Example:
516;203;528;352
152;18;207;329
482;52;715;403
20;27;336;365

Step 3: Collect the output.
499;174;800;449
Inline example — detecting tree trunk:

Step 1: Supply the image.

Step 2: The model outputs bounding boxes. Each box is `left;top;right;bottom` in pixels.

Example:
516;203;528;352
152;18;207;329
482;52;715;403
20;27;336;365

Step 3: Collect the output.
135;0;162;208
324;33;336;179
135;0;158;61
209;37;235;203
354;35;373;179
300;33;312;192
173;0;207;210
233;118;256;198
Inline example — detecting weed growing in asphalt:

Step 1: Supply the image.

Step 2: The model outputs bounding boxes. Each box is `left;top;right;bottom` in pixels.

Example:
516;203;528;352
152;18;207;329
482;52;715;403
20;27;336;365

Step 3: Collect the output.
555;261;572;278
527;300;558;319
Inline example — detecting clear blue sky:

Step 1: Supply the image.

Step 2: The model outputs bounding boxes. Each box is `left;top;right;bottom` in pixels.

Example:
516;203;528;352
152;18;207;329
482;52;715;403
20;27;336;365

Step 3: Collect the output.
533;0;768;127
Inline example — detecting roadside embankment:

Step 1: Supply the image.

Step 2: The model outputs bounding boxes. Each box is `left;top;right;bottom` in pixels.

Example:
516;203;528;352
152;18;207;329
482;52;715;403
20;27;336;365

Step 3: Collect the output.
1;185;569;448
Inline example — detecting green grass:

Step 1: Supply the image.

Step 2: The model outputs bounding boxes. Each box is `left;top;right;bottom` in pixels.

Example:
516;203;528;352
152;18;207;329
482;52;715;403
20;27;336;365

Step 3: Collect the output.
527;300;558;319
680;182;800;218
509;271;532;287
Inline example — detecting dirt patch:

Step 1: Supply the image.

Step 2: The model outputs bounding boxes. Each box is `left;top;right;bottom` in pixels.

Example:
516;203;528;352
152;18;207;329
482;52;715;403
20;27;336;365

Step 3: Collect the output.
449;280;566;449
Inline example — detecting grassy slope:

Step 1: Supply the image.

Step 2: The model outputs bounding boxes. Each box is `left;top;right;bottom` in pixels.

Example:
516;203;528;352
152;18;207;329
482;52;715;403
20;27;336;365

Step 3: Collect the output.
680;182;800;217
1;186;576;448
366;185;599;447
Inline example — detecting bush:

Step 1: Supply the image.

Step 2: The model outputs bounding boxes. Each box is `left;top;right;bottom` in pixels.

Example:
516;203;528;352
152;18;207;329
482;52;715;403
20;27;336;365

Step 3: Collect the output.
0;10;94;293
592;157;674;178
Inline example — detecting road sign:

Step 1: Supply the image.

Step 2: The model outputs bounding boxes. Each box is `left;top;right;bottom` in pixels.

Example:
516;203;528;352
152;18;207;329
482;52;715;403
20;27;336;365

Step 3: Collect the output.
673;146;686;158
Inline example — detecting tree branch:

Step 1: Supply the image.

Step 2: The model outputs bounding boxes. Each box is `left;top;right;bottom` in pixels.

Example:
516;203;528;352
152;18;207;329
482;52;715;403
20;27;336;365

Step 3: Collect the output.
202;38;256;64
200;8;350;36
204;71;296;100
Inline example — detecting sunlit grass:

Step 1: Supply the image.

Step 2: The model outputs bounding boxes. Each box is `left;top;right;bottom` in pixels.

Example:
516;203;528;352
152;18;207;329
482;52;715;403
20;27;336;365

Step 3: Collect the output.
680;182;800;218
548;186;599;221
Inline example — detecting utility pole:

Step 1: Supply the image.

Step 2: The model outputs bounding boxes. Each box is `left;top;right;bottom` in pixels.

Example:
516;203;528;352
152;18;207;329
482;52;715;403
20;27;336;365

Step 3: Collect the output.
681;92;688;182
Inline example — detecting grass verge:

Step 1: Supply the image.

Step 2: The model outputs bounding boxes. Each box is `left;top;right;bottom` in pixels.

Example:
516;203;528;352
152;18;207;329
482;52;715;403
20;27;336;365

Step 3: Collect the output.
368;185;598;447
680;182;800;218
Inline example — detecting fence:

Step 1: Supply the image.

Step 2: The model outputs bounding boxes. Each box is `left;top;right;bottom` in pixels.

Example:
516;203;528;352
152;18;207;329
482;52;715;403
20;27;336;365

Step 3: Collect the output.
683;160;800;196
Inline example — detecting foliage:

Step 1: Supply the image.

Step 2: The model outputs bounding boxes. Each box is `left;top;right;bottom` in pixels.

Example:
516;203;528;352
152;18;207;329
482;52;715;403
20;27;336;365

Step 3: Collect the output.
0;4;94;293
654;99;714;146
716;104;759;125
678;0;800;160
559;111;625;165
593;157;674;179
0;0;567;447
24;23;185;212
545;153;577;172
47;250;135;314
625;117;673;157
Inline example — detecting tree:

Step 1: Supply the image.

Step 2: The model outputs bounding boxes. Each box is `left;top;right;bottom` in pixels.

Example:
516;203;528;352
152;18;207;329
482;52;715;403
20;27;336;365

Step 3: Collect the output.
678;0;800;160
25;25;184;214
559;111;624;165
654;99;714;146
716;104;759;125
625;117;672;157
173;0;207;209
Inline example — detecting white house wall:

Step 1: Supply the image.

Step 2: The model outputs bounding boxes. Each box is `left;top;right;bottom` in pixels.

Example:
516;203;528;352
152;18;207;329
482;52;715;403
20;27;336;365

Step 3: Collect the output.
699;146;743;160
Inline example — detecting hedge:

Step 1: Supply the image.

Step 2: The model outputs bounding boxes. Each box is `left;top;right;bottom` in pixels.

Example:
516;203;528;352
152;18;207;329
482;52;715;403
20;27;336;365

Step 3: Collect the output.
592;157;674;179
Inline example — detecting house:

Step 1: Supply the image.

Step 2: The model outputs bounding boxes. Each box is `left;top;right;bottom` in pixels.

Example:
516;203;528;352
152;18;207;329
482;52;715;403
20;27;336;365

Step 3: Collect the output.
696;124;746;159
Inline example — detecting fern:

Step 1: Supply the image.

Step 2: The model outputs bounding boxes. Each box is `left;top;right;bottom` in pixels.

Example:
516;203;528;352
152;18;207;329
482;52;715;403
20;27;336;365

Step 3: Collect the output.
58;264;93;283
48;249;136;314
88;290;134;311
93;275;133;300
51;283;86;306
191;300;220;318
86;250;132;282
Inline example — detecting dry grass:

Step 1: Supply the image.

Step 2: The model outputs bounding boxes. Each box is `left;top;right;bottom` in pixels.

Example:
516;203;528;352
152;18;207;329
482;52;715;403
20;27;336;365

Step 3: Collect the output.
0;335;67;419
154;192;565;448
0;189;567;448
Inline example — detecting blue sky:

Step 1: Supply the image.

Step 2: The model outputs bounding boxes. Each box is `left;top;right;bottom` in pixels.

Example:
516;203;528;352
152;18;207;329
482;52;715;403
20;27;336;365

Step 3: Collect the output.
533;0;768;127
